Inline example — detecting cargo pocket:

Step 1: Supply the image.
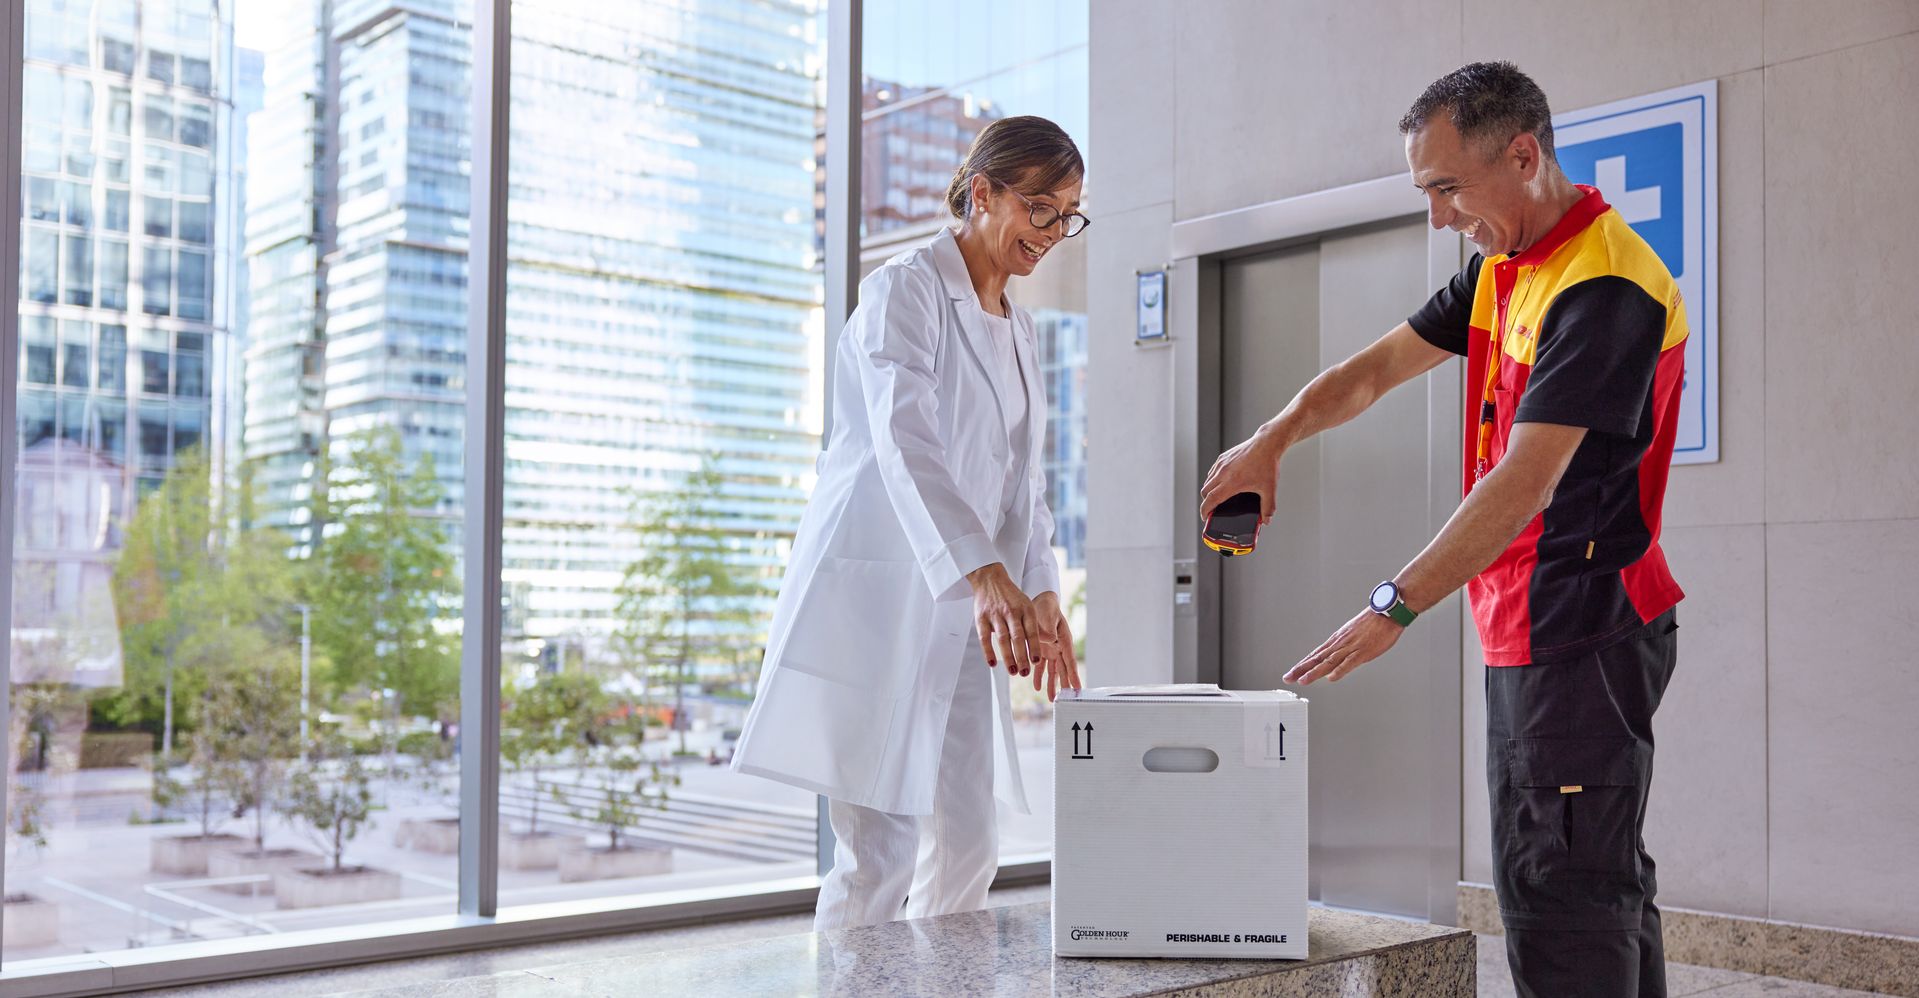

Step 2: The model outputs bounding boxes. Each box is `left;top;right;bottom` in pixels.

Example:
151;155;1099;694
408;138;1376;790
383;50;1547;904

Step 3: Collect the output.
776;557;931;699
1506;737;1642;879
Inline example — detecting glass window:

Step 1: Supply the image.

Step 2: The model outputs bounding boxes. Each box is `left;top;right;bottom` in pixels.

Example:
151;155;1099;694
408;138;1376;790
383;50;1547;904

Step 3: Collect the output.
61;180;90;226
182;56;212;93
142;244;171;315
144;195;172;237
24;64;60;122
25;124;60;172
144;98;175;142
141;348;170;394
63;234;93;306
59;396;87;445
176;248;208;320
64;75;93;130
176;199;208;242
861;0;1091;865
104;188;130;231
173;349;206;398
20;394;55;448
26;344;57;385
494;0;827;914
179;102;212;148
27;176;59;221
144;143;175;192
9;0;472;964
147;49;175;85
98;324;127;391
25;11;64;62
108;86;132;135
178;149;211;197
63;133;95;177
103;36;136;75
97;398;127;460
138;406;169;460
63;343;92;389
103;139;131;182
98;238;129;310
172;406;206;453
28;227;59;303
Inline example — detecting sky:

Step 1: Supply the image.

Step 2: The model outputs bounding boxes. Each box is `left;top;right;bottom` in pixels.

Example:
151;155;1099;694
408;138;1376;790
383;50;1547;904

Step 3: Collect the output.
232;0;294;53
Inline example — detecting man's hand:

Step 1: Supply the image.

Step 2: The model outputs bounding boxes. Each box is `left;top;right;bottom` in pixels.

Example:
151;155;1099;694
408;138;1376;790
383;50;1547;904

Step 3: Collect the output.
1029;592;1081;701
1284;609;1404;685
1201;428;1286;525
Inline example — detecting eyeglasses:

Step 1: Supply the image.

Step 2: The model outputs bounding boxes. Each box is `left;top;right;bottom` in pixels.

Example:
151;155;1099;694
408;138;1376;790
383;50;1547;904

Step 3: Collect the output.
982;175;1091;238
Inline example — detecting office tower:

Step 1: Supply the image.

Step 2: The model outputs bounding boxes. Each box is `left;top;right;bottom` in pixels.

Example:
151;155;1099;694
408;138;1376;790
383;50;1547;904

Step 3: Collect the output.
243;0;823;668
15;0;237;685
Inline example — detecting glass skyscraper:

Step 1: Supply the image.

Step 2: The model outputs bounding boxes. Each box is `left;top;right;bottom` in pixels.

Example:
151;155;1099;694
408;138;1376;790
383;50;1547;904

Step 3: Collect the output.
15;0;236;684
501;1;821;657
243;0;470;553
244;0;823;662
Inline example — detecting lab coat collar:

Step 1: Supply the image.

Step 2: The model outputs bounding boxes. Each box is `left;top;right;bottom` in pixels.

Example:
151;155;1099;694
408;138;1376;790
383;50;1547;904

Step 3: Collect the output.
930;228;1022;449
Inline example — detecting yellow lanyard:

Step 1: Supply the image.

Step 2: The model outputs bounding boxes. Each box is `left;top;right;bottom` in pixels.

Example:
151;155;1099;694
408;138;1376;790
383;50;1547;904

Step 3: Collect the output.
1475;266;1538;483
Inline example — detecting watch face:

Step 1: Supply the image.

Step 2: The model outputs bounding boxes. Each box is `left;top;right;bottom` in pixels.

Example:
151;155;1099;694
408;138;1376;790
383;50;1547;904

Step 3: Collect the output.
1370;582;1398;613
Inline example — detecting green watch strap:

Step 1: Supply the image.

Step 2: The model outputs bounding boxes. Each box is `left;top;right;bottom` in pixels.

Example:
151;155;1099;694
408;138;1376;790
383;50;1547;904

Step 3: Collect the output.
1385;599;1418;627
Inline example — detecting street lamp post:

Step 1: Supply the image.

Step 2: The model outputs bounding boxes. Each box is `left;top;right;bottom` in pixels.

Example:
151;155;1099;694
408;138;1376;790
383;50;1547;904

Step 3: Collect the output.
297;602;311;759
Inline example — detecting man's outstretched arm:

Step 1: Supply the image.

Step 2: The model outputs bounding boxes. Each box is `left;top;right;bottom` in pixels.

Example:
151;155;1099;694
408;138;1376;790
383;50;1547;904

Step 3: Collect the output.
1284;420;1587;685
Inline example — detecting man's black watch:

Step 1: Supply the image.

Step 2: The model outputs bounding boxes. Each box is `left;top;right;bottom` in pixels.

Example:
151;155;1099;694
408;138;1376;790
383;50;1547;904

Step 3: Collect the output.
1369;581;1418;627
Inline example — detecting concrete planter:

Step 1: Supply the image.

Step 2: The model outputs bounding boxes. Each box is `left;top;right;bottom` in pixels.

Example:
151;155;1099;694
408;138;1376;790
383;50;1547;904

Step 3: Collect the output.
273;866;404;910
2;894;60;949
558;843;673;883
206;847;323;895
394;817;461;853
150;833;249;876
501;830;583;871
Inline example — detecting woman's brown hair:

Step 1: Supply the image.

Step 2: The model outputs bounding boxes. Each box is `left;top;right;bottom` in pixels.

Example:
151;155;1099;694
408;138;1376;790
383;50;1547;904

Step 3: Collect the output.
944;115;1084;219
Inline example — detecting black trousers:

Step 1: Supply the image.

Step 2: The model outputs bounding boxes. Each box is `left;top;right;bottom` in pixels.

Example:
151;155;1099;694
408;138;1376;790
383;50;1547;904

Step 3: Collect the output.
1486;610;1678;998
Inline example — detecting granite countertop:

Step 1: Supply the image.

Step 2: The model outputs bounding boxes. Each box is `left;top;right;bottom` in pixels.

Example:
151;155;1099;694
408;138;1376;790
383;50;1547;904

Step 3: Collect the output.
350;901;1473;997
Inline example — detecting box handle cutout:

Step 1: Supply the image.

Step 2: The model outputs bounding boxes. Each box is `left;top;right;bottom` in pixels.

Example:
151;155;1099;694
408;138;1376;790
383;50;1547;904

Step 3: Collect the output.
1142;746;1219;773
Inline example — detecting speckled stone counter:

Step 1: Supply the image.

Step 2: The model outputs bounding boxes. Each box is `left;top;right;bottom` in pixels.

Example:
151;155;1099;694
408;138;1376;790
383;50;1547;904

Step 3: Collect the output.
342;901;1473;997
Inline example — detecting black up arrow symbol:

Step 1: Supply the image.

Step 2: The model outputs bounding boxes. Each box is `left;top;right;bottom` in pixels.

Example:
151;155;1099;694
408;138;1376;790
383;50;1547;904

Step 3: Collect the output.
1071;721;1094;759
1265;722;1286;760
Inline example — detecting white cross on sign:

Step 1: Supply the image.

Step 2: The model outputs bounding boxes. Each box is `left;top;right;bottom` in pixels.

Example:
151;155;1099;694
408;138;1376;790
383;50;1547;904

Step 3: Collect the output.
1594;155;1661;224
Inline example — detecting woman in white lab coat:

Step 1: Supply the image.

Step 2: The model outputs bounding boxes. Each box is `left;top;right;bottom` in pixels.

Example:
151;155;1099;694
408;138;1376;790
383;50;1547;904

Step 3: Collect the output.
732;115;1088;930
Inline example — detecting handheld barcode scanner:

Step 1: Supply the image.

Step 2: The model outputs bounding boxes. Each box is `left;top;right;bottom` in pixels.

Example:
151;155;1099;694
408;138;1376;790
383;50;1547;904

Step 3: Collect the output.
1202;491;1262;556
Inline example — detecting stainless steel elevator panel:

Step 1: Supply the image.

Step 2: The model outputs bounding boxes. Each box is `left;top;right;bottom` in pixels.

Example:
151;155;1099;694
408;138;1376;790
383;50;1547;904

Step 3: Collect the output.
1216;218;1452;918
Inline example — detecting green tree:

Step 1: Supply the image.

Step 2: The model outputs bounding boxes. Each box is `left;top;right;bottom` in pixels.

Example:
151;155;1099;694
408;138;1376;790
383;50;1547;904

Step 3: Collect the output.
108;450;300;753
304;427;460;726
150;728;241;840
109;449;216;755
281;733;375;872
501;670;607;835
566;709;678;852
205;654;302;853
613;459;762;755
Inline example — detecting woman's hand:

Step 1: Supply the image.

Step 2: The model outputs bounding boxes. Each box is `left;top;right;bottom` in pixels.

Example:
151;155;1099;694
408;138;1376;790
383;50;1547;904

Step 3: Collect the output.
967;563;1055;678
1029;591;1081;701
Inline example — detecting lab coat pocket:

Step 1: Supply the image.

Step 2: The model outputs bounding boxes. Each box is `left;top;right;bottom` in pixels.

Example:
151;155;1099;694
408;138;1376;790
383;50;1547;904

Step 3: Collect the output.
1507;737;1642;879
776;557;932;700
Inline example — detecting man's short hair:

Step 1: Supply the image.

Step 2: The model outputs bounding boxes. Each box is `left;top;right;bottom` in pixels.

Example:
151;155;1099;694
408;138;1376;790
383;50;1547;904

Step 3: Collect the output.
1399;61;1556;162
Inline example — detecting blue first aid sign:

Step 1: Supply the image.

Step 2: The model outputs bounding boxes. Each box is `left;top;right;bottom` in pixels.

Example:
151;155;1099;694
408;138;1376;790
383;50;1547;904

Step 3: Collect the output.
1556;81;1718;465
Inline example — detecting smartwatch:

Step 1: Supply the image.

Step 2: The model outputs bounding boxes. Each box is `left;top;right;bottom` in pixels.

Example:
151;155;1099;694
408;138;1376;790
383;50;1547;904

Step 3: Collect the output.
1369;581;1418;627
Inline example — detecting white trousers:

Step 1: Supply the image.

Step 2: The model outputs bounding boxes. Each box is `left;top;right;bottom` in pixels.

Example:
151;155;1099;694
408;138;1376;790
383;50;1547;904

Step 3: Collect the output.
813;640;998;931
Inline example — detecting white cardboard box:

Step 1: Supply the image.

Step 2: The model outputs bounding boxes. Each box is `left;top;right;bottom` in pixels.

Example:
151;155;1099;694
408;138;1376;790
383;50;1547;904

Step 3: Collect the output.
1053;684;1308;959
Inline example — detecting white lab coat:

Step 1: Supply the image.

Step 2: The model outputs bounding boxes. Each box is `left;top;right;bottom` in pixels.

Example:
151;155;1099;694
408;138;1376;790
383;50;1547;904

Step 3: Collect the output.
731;227;1060;817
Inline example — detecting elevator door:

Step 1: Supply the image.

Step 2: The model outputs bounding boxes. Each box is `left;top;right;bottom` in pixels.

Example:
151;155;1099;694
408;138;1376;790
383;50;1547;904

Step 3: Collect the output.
1217;217;1453;918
